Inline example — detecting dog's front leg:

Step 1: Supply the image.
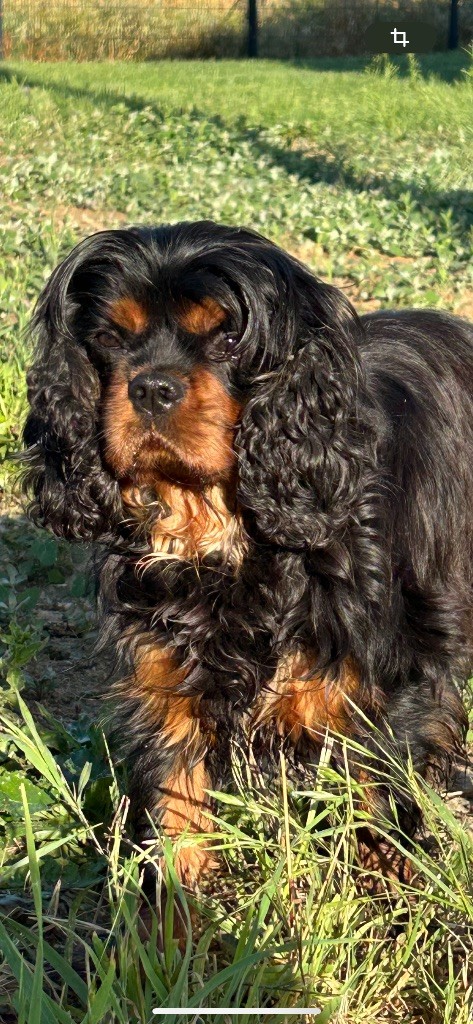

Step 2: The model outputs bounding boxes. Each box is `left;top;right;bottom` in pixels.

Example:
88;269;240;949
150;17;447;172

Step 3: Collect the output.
124;645;219;891
154;742;218;888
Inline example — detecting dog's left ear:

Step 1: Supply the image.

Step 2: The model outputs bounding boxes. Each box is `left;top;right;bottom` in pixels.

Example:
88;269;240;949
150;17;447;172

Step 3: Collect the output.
237;258;380;582
21;233;126;542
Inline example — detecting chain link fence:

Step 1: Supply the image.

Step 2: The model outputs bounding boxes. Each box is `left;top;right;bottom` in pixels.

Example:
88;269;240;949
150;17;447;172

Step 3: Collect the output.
1;0;472;60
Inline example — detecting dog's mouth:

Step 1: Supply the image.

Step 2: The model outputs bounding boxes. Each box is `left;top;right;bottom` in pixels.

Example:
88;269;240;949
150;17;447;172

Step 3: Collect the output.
104;415;205;485
127;422;202;481
132;423;180;458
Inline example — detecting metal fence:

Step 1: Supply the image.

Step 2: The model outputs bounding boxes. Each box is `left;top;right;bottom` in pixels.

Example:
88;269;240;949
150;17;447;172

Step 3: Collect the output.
1;0;472;61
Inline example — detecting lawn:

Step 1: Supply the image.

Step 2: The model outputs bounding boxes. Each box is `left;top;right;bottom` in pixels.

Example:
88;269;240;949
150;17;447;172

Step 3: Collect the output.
0;55;472;1023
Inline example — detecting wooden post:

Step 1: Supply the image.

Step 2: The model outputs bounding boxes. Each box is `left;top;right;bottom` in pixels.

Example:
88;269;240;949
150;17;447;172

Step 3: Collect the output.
448;0;459;49
248;0;258;58
0;0;3;60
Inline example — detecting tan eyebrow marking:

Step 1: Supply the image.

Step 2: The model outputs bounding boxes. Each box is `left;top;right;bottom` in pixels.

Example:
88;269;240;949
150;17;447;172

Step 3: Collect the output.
109;296;149;333
177;296;227;335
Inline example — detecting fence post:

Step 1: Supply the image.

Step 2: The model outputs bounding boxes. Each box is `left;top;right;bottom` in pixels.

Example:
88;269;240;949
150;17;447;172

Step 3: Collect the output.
0;0;3;60
248;0;258;57
448;0;459;48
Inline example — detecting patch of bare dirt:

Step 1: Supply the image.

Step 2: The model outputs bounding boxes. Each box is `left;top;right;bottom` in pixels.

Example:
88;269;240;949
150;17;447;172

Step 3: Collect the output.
46;203;129;234
446;762;473;834
31;583;109;721
3;197;129;235
452;294;473;320
0;496;110;724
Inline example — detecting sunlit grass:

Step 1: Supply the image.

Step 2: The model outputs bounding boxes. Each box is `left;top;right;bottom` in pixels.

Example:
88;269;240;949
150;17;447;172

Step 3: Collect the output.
0;698;472;1022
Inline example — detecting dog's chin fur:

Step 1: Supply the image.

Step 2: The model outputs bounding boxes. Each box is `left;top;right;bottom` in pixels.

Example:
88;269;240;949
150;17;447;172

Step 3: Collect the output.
21;221;470;887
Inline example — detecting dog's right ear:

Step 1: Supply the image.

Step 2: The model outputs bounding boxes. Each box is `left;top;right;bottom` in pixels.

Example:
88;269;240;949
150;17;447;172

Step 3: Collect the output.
21;232;127;542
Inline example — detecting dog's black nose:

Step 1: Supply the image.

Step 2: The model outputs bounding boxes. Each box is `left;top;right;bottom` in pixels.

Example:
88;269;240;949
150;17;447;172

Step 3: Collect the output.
128;371;186;416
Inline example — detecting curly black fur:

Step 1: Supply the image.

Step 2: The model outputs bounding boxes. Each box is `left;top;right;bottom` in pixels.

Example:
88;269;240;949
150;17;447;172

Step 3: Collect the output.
21;221;469;863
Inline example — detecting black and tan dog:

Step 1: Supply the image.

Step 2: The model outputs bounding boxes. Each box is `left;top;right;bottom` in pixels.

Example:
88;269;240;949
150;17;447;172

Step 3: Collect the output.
22;221;469;887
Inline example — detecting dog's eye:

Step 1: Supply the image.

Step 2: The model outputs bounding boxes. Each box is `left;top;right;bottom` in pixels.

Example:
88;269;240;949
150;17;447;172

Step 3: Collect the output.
209;332;240;361
94;331;122;350
225;334;239;355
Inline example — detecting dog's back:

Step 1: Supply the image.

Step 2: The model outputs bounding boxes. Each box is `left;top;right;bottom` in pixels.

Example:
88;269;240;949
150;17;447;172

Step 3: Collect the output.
358;309;473;706
361;309;473;580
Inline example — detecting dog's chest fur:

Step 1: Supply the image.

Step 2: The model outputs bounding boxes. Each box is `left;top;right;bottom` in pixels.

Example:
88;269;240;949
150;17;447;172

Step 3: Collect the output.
111;483;304;705
110;482;363;749
123;481;247;565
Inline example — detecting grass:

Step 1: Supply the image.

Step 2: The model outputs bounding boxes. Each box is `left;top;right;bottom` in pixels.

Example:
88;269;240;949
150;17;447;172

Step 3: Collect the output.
0;53;472;1022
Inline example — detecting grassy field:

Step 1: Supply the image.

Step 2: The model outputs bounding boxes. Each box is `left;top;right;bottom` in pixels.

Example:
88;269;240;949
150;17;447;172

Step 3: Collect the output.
0;55;472;1023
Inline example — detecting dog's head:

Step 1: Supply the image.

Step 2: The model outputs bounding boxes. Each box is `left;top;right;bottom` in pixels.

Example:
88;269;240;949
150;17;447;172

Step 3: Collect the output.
22;221;364;555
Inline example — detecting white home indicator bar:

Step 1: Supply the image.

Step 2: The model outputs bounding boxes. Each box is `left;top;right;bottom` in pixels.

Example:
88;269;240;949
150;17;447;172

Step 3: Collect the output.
152;1010;321;1016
